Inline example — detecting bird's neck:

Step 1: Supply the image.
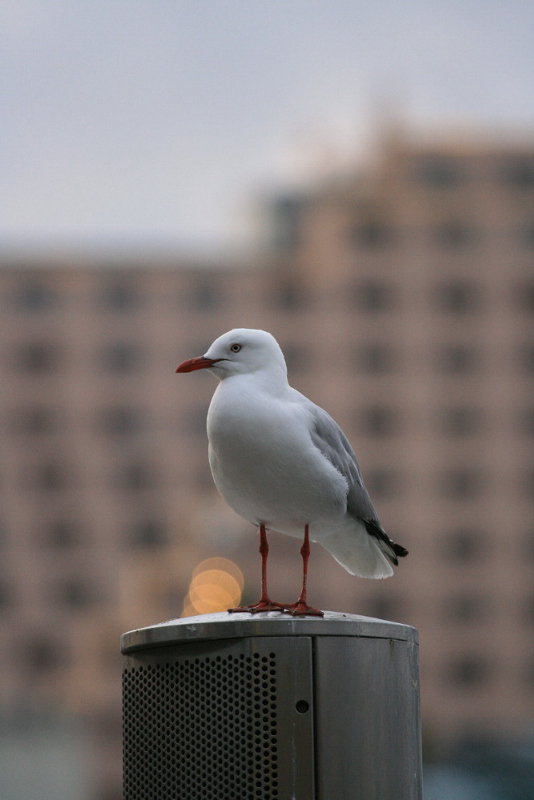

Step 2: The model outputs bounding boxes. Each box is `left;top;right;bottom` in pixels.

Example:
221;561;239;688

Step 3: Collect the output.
221;366;289;398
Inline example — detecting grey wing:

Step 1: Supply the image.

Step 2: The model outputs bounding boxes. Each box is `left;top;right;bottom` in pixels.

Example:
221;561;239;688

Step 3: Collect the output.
308;404;379;522
308;404;409;565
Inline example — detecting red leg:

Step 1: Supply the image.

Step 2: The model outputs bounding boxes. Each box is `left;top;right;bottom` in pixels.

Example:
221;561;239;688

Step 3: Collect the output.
286;525;323;617
228;524;289;614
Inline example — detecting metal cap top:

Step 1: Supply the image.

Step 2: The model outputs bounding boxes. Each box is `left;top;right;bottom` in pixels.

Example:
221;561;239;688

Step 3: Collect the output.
121;610;418;654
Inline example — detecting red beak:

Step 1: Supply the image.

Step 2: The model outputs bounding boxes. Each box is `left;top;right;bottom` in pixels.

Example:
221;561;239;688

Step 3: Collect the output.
176;356;222;373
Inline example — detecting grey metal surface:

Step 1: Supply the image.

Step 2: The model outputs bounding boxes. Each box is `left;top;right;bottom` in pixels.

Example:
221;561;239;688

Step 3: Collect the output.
121;609;418;653
122;612;422;799
314;635;422;800
123;635;315;800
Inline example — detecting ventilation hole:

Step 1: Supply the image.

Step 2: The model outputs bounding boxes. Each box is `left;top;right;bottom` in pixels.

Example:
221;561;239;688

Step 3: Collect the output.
123;651;279;799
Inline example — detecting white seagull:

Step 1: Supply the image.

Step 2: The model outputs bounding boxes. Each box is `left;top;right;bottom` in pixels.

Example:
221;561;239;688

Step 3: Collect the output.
176;328;407;616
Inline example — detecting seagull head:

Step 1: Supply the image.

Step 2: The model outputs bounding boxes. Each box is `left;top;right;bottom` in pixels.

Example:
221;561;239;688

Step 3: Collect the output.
176;328;287;381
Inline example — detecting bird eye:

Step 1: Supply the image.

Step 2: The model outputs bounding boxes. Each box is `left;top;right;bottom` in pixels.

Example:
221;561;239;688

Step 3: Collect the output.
230;343;242;353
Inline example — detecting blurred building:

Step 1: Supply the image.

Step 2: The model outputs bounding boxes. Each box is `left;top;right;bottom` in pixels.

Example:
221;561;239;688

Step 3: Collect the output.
1;132;534;798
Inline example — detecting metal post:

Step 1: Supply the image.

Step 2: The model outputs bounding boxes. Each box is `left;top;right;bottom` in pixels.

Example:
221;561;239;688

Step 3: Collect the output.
122;611;422;800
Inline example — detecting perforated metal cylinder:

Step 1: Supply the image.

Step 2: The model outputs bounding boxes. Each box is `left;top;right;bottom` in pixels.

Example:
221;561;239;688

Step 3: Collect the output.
121;611;422;800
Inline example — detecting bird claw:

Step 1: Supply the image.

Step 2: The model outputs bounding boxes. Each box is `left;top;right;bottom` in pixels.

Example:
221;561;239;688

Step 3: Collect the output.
228;600;290;614
284;602;324;617
228;599;324;617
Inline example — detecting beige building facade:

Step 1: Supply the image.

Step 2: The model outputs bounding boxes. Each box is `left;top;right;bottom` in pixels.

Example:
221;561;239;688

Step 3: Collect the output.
1;133;534;797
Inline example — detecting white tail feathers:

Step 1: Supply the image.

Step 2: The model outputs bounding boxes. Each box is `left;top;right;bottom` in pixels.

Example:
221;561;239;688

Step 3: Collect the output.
321;526;395;579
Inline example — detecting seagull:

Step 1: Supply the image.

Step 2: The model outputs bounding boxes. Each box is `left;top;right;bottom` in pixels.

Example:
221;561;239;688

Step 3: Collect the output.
176;328;407;617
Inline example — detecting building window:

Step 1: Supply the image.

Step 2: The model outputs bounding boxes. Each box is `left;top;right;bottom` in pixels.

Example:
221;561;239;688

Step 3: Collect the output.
523;222;534;248
517;408;534;435
433;280;479;314
445;655;491;688
354;343;397;374
356;405;399;437
350;218;395;249
351;280;396;312
96;406;144;436
414;156;463;187
524;530;534;561
364;468;399;500
0;578;11;609
99;281;142;312
99;342;145;374
44;520;80;548
522;593;534;623
443;594;486;623
118;462;154;491
31;462;69;491
13;406;59;435
522;466;534;500
514;281;534;312
269;194;305;251
270;279;305;310
17;342;61;374
501;156;534;189
441;528;485;563
436;344;479;375
23;636;65;674
186;279;222;311
363;594;404;622
127;519;167;549
439;468;482;500
518;343;534;374
524;661;534;689
439;406;482;437
55;579;95;609
14;282;59;311
281;343;309;373
433;220;477;249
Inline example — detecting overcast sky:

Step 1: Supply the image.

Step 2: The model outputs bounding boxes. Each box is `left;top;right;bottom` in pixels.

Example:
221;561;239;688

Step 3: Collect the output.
2;0;534;255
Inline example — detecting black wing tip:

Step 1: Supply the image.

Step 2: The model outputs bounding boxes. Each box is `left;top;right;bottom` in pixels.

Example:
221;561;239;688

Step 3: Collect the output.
393;542;409;558
363;518;409;564
385;543;408;567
